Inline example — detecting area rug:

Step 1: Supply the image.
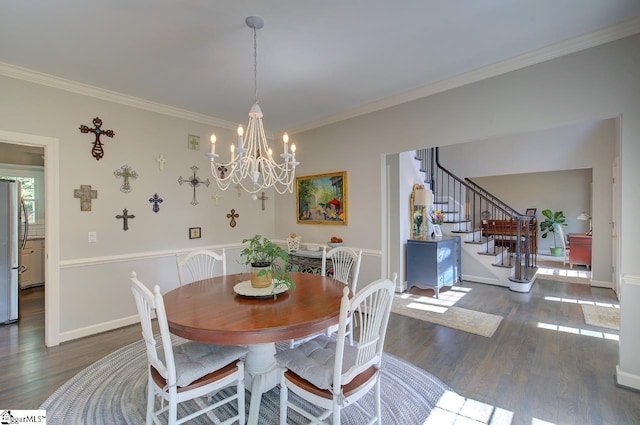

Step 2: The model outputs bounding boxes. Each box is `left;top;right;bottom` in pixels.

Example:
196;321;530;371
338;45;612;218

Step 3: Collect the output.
581;304;620;330
392;293;503;338
39;337;505;424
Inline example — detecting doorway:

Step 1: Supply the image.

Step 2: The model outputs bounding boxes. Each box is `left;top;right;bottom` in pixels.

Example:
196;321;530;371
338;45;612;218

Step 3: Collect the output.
0;129;60;346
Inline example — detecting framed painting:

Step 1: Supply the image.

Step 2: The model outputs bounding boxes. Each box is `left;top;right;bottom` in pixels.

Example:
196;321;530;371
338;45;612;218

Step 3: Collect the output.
525;208;537;216
296;171;347;225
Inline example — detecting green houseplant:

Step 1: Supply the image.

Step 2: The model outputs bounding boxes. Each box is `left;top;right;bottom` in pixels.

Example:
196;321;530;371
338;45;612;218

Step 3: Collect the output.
240;235;295;291
539;209;567;256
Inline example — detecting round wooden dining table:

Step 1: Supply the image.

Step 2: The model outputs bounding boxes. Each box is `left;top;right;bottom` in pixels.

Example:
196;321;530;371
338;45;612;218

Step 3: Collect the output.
163;272;347;425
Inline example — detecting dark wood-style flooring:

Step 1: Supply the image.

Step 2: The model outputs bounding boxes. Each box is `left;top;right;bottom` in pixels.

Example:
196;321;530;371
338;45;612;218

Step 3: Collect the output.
1;274;639;424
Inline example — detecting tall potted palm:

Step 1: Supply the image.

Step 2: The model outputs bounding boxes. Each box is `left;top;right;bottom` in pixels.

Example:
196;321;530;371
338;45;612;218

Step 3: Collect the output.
539;209;567;256
240;235;295;290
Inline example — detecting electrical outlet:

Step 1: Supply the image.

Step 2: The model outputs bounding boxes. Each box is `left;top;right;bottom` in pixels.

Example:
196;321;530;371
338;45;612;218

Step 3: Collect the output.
88;232;97;243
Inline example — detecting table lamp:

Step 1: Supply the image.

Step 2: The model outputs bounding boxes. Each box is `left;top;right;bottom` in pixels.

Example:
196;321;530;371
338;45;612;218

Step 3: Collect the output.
576;212;592;235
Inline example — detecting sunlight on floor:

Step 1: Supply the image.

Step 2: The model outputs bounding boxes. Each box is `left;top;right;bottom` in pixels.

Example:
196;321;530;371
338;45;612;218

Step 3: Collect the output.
544;296;619;309
536;321;619;340
401;286;471;308
536;266;590;279
422;390;514;424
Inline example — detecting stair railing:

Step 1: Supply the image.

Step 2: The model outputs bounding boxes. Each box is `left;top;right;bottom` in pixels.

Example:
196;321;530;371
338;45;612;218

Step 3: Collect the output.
422;147;537;283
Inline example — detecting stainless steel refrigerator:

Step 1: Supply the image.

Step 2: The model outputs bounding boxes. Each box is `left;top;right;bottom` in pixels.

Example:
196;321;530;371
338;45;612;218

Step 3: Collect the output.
1;179;27;324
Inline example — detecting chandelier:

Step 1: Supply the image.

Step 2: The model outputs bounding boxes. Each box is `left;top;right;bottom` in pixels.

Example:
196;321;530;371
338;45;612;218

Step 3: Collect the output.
207;16;299;194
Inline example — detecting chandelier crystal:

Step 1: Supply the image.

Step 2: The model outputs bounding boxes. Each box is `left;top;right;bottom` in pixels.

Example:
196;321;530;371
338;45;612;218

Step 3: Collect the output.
207;16;299;194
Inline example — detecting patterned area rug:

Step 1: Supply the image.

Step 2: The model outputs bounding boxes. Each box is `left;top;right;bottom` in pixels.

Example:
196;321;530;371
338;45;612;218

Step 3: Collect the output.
39;337;506;424
392;293;503;338
581;304;620;330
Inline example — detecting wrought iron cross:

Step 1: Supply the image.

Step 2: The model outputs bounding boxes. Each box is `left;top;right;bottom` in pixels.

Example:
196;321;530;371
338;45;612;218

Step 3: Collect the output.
73;185;97;211
178;166;210;206
114;165;138;193
115;208;135;231
148;193;163;213
79;117;115;160
257;191;268;211
226;209;239;228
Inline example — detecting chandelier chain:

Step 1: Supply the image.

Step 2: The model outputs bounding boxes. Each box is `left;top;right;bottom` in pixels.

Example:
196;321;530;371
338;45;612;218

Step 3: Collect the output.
253;26;258;104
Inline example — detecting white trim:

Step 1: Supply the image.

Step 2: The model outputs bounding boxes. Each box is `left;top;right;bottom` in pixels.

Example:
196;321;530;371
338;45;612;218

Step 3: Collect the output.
590;279;614;289
616;365;640;391
0;129;60;347
0;62;237;131
461;274;507;287
289;17;640;134
59;314;140;343
59;241;381;269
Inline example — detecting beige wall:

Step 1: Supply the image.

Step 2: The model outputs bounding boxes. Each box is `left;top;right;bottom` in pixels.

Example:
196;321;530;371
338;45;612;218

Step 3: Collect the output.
277;35;640;386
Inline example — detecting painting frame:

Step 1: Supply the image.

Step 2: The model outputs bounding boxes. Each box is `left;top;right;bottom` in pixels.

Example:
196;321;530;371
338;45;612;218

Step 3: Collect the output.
296;171;347;225
525;208;537;216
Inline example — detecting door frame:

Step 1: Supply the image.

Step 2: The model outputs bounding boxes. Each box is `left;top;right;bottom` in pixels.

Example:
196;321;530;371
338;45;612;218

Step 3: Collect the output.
0;129;60;346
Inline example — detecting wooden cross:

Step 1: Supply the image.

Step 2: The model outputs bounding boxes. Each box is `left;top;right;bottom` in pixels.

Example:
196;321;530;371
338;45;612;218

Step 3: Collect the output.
178;166;210;206
79;117;115;160
226;209;239;228
115;208;135;231
73;185;97;211
212;191;222;205
114;165;138;193
257;191;268;211
148;193;163;213
155;154;167;171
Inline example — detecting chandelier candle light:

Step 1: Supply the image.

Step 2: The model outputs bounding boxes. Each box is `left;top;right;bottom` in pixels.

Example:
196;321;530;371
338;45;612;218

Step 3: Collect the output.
207;16;299;194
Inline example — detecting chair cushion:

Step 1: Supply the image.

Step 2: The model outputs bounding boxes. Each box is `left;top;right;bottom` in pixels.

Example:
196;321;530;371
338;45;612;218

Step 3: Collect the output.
164;342;248;387
274;335;357;390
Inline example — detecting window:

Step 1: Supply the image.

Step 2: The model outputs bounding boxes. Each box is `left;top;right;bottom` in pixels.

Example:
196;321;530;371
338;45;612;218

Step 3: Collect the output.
0;164;44;224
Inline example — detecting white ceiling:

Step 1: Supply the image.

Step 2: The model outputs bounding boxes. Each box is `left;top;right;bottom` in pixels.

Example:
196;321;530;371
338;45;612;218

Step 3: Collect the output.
1;1;639;135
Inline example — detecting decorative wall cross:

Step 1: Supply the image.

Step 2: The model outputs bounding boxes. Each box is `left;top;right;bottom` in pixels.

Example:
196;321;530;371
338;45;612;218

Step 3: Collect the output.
178;166;210;206
227;209;239;228
155;154;167;171
257;192;268;211
234;183;242;197
114;165;138;193
217;165;228;179
73;185;97;211
149;193;163;213
79;117;115;160
115;208;135;231
212;192;221;205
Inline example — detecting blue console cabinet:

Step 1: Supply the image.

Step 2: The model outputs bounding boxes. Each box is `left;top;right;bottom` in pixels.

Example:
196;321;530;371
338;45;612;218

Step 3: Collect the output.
406;236;461;297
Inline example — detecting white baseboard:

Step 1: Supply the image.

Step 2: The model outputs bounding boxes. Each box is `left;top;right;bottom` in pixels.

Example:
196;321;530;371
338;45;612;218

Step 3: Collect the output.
59;314;140;343
616;365;640;391
590;279;613;289
461;274;509;287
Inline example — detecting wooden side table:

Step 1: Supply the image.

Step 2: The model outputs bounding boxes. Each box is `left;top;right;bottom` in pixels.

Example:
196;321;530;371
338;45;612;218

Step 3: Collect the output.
568;233;592;269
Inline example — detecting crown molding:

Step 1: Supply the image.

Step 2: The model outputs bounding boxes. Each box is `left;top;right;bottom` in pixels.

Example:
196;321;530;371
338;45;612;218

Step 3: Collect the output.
289;17;640;135
0;62;238;130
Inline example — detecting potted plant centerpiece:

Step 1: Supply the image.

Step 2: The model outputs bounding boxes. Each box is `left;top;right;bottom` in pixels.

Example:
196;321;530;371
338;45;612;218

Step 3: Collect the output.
539;209;567;256
240;235;295;291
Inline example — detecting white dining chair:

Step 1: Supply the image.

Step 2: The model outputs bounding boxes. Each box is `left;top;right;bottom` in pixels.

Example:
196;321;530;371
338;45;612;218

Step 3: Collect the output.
176;249;226;286
129;272;247;425
321;246;362;344
276;278;395;425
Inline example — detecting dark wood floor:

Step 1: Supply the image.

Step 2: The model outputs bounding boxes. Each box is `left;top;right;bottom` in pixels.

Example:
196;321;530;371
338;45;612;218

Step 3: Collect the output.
1;277;639;424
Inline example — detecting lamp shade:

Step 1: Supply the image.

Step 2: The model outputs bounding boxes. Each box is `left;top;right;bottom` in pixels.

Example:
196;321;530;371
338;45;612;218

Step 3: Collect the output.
576;212;590;221
413;188;432;206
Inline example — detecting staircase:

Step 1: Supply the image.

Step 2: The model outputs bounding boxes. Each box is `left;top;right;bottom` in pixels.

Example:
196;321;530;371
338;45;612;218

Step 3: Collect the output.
415;148;537;292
